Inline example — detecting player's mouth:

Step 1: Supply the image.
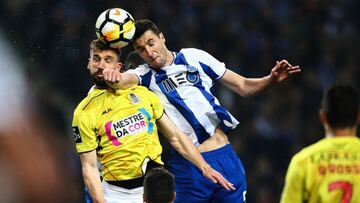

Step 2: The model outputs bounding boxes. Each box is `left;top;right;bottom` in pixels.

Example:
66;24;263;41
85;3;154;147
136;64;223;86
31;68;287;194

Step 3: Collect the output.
95;71;104;78
149;55;159;61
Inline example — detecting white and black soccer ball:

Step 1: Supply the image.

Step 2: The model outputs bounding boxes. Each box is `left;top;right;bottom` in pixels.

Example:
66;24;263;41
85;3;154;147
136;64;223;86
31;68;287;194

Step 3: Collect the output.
95;8;136;48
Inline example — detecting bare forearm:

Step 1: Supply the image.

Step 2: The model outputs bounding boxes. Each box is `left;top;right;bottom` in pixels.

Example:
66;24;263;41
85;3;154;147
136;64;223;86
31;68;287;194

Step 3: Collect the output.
82;166;104;203
170;130;209;172
158;115;235;190
241;75;273;97
115;73;138;89
103;70;139;90
221;69;274;97
158;115;209;171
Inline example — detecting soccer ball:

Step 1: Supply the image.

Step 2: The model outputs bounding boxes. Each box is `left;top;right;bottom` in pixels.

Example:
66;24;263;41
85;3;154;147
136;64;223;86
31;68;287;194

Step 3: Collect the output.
95;8;136;48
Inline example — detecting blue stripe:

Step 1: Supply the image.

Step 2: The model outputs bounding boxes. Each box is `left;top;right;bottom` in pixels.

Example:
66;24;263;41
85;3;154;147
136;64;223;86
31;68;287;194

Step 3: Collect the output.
174;52;234;134
140;70;152;88
193;74;234;133
199;62;219;80
138;108;154;134
155;69;209;144
173;52;185;64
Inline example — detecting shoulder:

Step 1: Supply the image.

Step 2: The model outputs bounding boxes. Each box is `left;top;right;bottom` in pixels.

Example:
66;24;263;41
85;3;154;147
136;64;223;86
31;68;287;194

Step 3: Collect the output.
291;139;327;163
132;86;160;102
127;86;155;98
178;48;220;66
131;85;151;93
179;48;212;57
128;64;152;75
74;90;105;115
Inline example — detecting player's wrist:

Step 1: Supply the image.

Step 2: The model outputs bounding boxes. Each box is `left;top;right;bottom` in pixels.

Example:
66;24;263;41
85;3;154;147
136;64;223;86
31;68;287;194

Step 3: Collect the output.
200;164;212;174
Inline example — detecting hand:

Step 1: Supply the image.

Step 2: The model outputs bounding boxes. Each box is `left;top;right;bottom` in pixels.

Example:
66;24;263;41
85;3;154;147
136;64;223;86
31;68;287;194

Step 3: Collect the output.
270;60;301;83
201;164;236;191
101;68;124;90
102;68;121;83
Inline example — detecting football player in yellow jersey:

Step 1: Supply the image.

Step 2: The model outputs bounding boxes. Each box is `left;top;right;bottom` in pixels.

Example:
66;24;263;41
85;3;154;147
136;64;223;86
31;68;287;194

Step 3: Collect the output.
72;39;234;203
280;84;360;203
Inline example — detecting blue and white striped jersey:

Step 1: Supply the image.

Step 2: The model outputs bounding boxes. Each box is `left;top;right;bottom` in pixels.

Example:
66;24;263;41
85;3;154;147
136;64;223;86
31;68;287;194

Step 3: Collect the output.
129;48;239;146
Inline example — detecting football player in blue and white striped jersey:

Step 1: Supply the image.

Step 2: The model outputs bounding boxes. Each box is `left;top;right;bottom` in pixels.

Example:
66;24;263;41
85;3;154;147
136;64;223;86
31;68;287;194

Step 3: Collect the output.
102;19;301;203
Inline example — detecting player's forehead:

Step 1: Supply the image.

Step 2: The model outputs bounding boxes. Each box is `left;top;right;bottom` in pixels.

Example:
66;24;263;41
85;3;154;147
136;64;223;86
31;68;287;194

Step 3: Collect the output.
91;49;117;59
133;30;159;47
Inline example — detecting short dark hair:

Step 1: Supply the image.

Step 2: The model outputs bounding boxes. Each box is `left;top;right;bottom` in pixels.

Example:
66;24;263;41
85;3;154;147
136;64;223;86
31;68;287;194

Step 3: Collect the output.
144;167;175;203
132;19;161;43
90;39;121;62
321;84;359;129
123;51;144;72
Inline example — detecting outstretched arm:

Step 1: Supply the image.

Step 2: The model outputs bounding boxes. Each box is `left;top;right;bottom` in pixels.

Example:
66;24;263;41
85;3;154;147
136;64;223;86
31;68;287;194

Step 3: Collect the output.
79;150;104;203
156;114;235;191
220;60;301;97
102;68;139;89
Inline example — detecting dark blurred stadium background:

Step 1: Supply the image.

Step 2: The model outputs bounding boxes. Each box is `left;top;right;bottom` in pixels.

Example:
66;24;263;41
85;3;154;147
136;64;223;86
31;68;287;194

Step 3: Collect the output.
1;1;359;202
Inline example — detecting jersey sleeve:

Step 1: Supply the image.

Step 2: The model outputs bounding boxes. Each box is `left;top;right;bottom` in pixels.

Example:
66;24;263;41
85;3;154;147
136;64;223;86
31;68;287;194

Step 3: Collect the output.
72;109;98;153
185;48;227;81
280;154;306;203
148;90;164;120
127;64;153;88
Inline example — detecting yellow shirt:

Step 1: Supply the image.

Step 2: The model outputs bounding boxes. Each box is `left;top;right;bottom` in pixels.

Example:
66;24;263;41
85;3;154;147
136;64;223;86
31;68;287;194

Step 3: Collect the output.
72;86;164;181
281;136;360;203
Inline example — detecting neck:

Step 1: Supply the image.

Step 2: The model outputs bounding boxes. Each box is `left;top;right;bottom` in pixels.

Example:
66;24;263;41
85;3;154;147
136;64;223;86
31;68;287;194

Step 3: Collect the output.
95;85;115;93
325;126;357;138
95;85;107;90
164;50;174;66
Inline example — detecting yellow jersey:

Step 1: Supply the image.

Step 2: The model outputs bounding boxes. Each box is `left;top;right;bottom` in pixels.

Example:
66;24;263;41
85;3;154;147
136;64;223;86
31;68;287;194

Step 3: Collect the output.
281;136;360;203
72;86;164;181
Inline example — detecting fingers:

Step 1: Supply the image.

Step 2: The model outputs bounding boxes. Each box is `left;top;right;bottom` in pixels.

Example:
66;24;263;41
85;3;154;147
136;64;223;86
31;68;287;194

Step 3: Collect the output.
287;65;301;74
204;168;236;191
276;60;301;73
103;68;121;83
214;174;236;190
278;60;291;69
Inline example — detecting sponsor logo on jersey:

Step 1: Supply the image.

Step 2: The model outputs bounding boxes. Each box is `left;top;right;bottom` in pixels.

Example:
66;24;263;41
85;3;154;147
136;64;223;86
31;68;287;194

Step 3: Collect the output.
111;112;147;138
161;68;200;93
72;126;82;143
102;108;112;115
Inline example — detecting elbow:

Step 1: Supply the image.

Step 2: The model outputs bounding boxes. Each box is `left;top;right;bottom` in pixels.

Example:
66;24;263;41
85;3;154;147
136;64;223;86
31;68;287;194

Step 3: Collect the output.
235;87;252;97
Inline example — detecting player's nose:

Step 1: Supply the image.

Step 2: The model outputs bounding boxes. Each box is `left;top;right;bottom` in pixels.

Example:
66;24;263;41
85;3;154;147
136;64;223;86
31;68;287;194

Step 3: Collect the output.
97;59;106;69
145;46;154;57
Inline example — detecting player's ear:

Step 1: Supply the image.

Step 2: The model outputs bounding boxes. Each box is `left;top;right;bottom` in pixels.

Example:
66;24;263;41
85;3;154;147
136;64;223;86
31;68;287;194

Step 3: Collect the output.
159;32;165;42
319;110;327;125
116;62;123;72
172;192;176;202
357;112;360;124
86;59;90;70
143;193;148;202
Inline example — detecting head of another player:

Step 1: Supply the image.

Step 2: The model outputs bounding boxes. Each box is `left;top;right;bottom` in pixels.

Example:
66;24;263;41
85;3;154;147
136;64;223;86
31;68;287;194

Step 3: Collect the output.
143;167;175;203
122;50;145;72
131;19;172;69
88;39;122;88
320;84;360;134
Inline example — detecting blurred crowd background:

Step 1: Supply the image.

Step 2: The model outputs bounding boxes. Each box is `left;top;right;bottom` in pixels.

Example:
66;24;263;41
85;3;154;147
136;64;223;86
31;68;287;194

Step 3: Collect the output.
0;0;359;202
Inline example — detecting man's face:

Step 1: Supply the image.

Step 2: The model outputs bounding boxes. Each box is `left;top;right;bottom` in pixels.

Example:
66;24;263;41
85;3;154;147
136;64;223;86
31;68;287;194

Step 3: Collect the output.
133;30;168;69
88;49;121;88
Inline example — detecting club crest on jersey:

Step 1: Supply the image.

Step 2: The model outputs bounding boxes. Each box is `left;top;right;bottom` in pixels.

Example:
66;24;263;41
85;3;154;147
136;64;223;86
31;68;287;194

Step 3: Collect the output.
186;65;197;73
184;65;199;83
129;93;140;104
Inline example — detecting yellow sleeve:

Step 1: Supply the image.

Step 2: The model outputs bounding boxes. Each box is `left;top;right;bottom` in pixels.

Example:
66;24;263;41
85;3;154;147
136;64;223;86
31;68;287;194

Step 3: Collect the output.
148;90;164;120
72;108;98;153
280;154;305;203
